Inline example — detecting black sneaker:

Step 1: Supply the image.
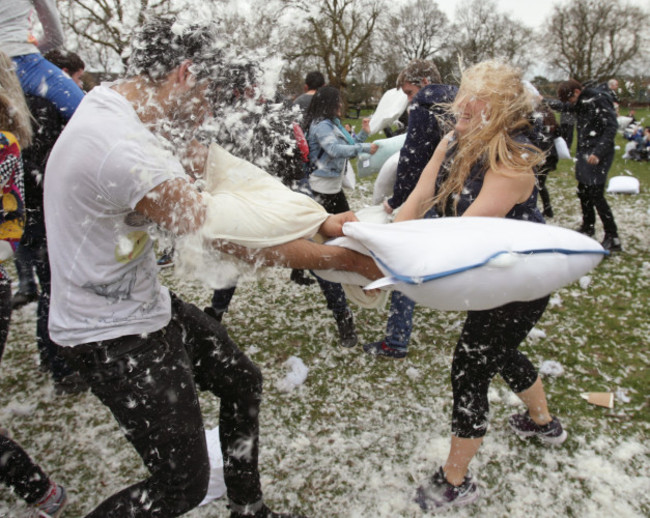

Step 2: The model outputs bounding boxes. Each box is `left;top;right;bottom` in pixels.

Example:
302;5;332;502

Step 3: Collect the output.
601;234;622;252
290;269;315;286
157;253;174;268
12;290;38;309
230;503;306;518
334;309;358;348
508;411;568;445
415;466;480;512
362;340;407;359
575;225;595;237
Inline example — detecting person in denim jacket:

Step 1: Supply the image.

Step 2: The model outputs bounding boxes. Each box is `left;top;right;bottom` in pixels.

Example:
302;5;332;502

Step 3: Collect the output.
304;86;377;210
301;86;378;348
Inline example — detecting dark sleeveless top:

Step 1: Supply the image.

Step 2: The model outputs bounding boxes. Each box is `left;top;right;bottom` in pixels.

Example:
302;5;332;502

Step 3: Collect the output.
435;135;544;223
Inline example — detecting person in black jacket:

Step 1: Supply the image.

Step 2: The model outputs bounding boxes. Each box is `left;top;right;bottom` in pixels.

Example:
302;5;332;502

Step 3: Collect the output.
364;60;457;358
557;80;622;252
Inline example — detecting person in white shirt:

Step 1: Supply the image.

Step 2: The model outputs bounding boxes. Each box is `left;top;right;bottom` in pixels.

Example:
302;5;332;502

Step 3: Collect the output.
45;14;378;518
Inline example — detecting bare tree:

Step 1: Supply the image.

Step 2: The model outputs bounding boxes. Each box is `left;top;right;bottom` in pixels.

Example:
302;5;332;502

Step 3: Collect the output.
380;0;451;64
543;0;648;82
449;0;533;73
284;0;385;98
56;0;184;72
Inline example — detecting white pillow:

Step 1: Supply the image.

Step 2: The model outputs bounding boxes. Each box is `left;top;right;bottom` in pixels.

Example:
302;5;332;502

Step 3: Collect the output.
372;150;400;204
174;143;329;288
357;134;406;178
369;88;409;135
317;218;607;311
607;175;640;194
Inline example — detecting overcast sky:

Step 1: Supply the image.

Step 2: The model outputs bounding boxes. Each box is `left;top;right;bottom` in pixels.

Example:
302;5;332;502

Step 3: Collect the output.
434;0;650;28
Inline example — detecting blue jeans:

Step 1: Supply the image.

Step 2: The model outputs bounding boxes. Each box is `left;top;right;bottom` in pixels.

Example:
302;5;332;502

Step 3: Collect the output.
384;290;415;349
12;54;84;120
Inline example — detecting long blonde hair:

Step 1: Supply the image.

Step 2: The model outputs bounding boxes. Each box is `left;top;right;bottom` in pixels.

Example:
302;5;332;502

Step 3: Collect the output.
0;51;32;149
433;60;543;215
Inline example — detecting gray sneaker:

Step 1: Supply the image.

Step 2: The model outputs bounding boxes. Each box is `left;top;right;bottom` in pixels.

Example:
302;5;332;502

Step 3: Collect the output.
415;466;480;512
508;411;568;445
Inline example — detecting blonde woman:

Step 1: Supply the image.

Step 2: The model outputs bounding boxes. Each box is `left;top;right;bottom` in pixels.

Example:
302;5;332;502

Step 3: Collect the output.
0;50;67;517
395;61;567;512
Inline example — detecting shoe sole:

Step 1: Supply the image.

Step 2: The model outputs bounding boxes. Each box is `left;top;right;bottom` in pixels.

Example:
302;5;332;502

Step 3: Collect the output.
509;423;568;445
157;263;174;269
415;485;481;512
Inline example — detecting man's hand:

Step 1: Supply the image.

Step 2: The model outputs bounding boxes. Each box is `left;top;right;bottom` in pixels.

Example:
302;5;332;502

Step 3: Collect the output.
369;143;379;154
361;117;371;134
587;154;600;165
319;211;359;238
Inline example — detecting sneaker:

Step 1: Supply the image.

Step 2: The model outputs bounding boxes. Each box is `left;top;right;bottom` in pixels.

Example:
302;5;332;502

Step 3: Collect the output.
334;309;358;348
415;466;480;512
508;411;568;445
289;269;315;286
230;503;306;518
362;340;407;359
12;290;38;310
157;253;174;268
204;306;225;323
543;207;554;219
575;225;595;237
31;482;67;518
601;234;622;252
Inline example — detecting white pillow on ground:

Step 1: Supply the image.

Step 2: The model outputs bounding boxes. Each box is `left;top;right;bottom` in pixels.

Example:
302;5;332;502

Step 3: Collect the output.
369;88;409;135
317;218;607;311
607;175;640;194
617;116;633;132
357;134;406;178
198;427;226;506
174;143;329;288
372;150;400;204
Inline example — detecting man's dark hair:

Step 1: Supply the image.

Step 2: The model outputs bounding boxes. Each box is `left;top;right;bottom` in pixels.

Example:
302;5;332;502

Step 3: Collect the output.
557;79;583;103
125;14;222;82
305;71;325;91
396;59;441;88
43;49;85;74
302;86;340;130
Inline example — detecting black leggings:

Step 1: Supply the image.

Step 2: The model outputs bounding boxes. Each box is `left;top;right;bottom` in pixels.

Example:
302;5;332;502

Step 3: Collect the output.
60;295;264;517
451;296;549;439
0;280;51;505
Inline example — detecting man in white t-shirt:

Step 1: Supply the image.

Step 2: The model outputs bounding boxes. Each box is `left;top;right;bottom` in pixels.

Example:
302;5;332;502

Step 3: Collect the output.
44;15;378;518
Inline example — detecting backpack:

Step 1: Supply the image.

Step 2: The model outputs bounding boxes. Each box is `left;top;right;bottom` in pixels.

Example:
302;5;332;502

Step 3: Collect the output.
0;132;26;261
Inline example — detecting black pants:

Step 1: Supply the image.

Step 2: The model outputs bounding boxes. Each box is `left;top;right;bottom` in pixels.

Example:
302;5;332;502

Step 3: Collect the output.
451;296;549;439
576;182;618;236
0;280;51;505
60;295;263;517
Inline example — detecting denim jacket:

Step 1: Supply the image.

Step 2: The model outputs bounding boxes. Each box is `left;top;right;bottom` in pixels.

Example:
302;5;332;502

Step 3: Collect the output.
308;119;371;178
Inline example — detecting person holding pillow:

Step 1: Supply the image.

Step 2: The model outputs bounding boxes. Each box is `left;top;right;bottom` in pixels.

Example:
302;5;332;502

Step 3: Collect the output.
394;61;567;512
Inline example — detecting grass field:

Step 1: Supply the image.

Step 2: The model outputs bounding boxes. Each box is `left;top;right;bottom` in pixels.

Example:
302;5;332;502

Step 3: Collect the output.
0;109;647;517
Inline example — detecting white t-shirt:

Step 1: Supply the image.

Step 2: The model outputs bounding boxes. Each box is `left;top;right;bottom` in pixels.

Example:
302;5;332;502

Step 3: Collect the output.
44;84;186;346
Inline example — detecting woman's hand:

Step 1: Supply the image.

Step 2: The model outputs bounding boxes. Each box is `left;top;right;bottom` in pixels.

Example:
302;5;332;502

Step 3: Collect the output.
361;117;371;134
319;211;359;238
369;143;379;154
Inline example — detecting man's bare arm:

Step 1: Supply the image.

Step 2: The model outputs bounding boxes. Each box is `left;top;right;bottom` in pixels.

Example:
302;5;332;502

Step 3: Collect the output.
213;238;383;280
